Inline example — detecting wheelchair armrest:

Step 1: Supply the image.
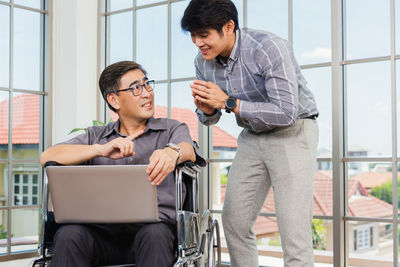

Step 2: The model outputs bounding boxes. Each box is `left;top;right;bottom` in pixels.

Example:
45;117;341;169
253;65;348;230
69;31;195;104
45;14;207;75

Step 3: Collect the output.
44;161;64;168
175;161;202;213
176;161;201;179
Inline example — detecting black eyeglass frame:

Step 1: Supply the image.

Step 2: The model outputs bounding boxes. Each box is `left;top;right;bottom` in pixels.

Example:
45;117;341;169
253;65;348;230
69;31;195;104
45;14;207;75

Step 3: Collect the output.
115;80;155;96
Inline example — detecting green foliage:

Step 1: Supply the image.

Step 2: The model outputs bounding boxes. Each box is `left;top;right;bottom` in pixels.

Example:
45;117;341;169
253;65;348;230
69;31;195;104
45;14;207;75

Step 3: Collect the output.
312;219;327;250
370;179;400;208
0;225;7;239
220;174;228;185
68;119;111;135
268;233;281;246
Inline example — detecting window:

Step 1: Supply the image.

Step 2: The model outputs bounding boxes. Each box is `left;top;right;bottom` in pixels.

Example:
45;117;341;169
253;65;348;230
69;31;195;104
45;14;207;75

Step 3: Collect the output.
353;225;373;251
13;173;39;206
0;0;47;256
101;0;400;265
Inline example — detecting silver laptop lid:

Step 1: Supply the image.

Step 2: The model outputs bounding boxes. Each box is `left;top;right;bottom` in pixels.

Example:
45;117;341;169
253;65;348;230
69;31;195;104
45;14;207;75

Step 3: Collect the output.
46;165;159;223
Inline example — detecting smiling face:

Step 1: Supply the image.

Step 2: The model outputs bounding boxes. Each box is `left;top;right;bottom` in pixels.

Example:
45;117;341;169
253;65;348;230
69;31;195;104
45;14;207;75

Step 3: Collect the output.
190;21;236;61
109;69;154;123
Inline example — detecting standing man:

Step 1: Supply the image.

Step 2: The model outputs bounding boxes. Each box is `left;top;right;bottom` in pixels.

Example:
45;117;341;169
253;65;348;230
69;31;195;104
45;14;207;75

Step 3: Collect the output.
181;1;319;266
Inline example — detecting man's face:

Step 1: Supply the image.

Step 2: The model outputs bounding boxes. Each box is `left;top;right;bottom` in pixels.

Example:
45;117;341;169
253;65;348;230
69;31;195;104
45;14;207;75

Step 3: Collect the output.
116;69;154;121
191;28;232;61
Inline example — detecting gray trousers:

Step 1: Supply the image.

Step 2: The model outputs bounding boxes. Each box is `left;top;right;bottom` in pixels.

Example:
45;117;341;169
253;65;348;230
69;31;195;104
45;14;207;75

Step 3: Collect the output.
222;118;318;267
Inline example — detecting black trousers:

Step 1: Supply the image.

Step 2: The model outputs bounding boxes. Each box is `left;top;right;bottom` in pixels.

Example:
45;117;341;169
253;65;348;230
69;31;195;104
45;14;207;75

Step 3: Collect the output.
51;222;176;267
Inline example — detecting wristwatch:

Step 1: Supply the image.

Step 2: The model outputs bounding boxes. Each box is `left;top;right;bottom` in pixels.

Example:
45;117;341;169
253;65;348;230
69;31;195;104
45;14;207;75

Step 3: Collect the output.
165;143;182;164
225;96;237;113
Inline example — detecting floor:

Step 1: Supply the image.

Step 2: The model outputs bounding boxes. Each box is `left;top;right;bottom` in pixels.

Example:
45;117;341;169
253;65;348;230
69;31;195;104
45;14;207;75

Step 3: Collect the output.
0;257;36;267
0;254;334;267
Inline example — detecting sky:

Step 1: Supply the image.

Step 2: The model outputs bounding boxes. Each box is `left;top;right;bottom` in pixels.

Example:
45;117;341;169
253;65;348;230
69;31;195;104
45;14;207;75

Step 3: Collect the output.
1;0;400;157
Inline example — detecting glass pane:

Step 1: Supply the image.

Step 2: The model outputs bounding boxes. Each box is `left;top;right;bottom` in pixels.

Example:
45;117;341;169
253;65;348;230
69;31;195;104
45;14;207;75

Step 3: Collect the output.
397;0;400;55
12;163;42;207
302;67;332;153
0;210;8;255
293;0;331;65
14;0;42;9
136;0;163;6
171;1;197;79
107;12;133;65
154;83;167;118
12;93;40;159
231;0;243;29
314;168;333;216
348;162;394;218
11;209;39;252
0;91;9;158
13;8;42;91
346;62;391;157
257;219;333;265
136;5;167;81
397;60;400;157
0;5;10;88
345;0;390;60
247;0;288;41
348;222;393;266
210;162;228;212
0;163;9;207
212;115;240;159
106;0;132;12
171;81;197;141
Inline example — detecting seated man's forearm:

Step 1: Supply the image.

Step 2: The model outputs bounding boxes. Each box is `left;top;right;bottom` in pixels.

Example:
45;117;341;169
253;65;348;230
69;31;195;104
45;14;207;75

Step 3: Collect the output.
177;142;196;164
40;144;100;166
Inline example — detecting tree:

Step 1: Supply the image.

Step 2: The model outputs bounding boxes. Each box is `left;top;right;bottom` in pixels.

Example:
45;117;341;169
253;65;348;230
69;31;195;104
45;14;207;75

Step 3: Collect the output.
370;180;400;208
312;219;327;250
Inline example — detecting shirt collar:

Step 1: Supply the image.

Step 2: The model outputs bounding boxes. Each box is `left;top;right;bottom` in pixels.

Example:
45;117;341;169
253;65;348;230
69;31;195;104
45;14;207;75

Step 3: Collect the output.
103;117;167;138
216;29;240;71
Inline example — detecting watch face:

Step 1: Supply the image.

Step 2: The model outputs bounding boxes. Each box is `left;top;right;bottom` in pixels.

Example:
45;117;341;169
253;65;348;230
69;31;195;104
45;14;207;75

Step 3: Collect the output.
227;97;237;109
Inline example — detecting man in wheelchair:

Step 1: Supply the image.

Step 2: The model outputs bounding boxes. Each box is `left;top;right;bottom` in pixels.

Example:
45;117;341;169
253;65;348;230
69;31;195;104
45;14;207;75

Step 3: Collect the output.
40;60;205;267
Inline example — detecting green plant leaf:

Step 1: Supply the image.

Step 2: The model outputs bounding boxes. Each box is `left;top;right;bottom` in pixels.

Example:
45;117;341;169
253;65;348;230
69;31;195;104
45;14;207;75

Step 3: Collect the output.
68;128;87;135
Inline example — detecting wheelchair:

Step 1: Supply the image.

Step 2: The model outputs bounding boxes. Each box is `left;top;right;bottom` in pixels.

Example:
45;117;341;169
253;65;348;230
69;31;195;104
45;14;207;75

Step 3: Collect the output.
32;161;221;267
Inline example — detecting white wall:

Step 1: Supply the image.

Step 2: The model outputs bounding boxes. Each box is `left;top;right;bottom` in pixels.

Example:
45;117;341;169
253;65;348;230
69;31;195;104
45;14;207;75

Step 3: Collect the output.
51;0;99;144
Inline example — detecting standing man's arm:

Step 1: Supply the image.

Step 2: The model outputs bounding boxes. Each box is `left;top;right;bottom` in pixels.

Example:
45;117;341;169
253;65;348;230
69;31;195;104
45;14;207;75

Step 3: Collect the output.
192;56;222;126
190;38;299;132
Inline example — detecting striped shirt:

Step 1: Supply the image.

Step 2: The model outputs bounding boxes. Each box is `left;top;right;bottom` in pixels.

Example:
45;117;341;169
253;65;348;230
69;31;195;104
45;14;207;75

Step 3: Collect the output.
195;28;319;133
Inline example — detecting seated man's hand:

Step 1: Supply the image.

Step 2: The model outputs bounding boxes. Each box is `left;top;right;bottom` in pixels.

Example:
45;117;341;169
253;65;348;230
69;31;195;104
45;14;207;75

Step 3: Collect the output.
146;148;179;186
93;130;144;159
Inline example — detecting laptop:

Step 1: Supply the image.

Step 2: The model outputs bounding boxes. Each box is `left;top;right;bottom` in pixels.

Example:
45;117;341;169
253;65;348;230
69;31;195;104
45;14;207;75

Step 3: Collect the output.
46;165;159;224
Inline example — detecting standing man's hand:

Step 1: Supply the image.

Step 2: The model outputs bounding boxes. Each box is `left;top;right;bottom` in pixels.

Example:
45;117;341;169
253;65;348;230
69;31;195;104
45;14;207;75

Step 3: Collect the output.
190;80;228;114
146;148;179;186
93;130;144;159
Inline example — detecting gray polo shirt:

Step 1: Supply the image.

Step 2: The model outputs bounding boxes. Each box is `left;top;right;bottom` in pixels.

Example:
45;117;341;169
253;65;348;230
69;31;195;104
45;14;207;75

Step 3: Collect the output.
59;117;205;221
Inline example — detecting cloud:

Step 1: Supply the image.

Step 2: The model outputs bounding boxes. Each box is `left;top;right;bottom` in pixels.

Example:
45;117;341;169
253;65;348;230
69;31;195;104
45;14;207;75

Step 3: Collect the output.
301;47;331;61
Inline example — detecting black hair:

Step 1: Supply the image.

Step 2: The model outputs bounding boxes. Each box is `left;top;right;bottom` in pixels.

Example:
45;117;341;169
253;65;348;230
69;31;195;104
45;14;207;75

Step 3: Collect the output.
99;61;147;112
181;0;239;34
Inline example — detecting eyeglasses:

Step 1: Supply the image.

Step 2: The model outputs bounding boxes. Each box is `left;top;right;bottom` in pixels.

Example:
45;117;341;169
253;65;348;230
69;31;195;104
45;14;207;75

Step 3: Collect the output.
116;80;155;96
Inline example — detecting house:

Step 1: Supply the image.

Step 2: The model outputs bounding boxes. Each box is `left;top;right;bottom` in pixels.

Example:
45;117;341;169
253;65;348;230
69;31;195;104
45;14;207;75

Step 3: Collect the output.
350;172;393;193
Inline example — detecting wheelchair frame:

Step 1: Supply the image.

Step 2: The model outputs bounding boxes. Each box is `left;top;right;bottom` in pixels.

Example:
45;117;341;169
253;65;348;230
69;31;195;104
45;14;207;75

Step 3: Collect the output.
32;162;221;267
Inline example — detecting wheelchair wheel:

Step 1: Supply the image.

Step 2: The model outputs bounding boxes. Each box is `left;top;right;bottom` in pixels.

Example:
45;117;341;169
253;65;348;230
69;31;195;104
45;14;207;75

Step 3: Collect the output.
207;219;221;267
